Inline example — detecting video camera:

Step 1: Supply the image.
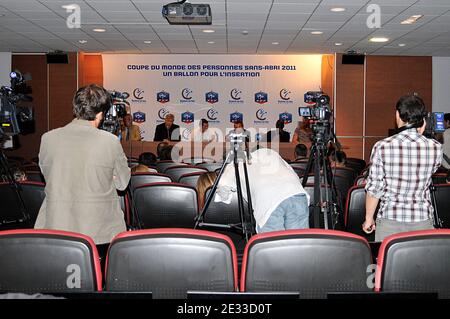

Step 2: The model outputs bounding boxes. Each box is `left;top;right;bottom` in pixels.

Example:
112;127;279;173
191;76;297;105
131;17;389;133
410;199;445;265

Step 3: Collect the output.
0;71;34;138
299;91;332;122
100;91;129;134
424;111;445;138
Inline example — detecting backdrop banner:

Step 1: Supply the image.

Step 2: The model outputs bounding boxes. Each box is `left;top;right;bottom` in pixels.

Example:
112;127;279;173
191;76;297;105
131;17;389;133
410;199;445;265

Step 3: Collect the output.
103;54;322;142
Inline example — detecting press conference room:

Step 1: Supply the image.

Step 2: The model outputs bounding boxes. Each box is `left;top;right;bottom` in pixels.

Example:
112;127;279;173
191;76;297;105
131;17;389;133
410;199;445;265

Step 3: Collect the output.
0;0;450;306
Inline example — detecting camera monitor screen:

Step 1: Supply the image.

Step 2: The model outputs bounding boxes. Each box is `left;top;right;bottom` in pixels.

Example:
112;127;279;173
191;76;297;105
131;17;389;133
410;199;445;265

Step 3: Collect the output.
298;107;311;117
434;112;445;133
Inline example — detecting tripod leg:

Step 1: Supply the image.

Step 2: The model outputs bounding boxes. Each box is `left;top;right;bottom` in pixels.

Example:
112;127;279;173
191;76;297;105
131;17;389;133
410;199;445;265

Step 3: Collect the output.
430;181;443;228
312;146;322;228
302;145;316;187
320;148;330;229
233;159;249;241
242;162;255;234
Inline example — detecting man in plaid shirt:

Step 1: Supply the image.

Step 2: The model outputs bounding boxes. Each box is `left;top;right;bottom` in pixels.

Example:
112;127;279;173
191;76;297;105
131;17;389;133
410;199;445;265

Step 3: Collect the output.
363;94;442;241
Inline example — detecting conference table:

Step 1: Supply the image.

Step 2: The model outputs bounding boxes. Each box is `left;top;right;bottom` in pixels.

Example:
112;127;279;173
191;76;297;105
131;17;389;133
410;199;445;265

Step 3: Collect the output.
121;141;299;162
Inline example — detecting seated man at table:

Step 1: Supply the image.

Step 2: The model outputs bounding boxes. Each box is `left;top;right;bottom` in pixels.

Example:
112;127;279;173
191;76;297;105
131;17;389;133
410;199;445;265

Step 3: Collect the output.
154;113;180;141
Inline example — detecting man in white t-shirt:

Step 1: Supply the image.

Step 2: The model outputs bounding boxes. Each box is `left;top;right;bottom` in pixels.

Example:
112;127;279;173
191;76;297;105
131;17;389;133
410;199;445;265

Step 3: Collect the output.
215;148;310;233
191;119;217;142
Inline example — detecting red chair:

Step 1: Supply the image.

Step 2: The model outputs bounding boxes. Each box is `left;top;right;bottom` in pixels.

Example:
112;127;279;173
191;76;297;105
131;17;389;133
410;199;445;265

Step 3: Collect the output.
376;230;450;299
0;229;102;293
241;229;373;298
105;228;238;298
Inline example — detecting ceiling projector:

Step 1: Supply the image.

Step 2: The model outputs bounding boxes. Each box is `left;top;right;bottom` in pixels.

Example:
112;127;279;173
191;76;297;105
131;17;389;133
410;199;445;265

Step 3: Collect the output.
162;1;212;25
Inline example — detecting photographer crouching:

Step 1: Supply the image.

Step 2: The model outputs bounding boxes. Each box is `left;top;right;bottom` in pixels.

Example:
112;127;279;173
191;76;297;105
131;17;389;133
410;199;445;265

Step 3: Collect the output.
34;84;130;266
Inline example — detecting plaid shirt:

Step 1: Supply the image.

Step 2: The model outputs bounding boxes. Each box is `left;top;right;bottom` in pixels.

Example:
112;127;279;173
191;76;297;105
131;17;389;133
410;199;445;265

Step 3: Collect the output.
365;128;442;222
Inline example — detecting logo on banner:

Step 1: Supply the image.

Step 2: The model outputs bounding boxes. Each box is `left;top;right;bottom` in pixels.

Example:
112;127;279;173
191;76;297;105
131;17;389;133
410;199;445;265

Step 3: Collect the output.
133;88;144;100
279;112;293;124
255;91;268;104
181;88;195;103
254;109;269;124
207;108;219;121
157;91;170;103
230;112;243;123
181;111;194;124
229;88;244;104
133;111;146;123
206;91;219;104
131;88;146;103
182;128;192;141
158;108;170;121
278;89;293;104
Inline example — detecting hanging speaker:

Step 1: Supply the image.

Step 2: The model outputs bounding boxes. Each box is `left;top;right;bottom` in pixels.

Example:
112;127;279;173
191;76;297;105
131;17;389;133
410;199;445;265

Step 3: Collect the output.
342;54;365;65
46;52;69;64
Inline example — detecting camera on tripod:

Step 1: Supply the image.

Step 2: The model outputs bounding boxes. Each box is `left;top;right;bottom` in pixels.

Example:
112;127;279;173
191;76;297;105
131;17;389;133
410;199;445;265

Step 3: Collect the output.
299;91;332;122
100;91;129;134
0;70;34;138
424;111;445;139
229;132;246;144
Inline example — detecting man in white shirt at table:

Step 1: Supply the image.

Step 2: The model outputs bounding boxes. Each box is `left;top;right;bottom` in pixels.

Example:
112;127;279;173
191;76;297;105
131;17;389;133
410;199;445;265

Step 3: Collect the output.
191;118;217;142
215;147;310;233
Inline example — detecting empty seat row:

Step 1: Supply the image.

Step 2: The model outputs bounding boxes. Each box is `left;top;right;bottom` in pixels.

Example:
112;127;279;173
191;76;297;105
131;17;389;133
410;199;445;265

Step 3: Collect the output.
0;228;448;298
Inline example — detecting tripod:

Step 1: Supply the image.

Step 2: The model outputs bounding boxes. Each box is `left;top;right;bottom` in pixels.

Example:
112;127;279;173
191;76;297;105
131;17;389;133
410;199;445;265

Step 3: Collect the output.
301;121;341;229
194;136;256;242
429;179;443;228
0;135;31;227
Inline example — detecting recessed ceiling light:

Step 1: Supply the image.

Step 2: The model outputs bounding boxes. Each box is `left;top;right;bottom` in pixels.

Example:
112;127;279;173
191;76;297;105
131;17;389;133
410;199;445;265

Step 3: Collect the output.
335;42;343;46
144;41;152;44
401;15;423;25
208;41;215;44
62;4;78;10
369;37;389;43
398;43;406;47
78;40;87;44
202;29;215;33
311;31;323;35
93;28;106;33
242;30;249;35
272;42;279;45
330;7;346;12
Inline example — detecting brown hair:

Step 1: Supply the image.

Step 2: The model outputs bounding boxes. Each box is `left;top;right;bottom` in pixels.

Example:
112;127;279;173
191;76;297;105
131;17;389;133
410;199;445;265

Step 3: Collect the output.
73;84;111;120
196;171;218;209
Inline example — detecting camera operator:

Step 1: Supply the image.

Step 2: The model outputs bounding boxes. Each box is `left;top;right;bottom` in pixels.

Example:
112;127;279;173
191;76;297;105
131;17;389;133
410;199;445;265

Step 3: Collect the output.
34;85;130;260
120;113;142;141
442;113;450;168
292;118;312;148
363;94;442;241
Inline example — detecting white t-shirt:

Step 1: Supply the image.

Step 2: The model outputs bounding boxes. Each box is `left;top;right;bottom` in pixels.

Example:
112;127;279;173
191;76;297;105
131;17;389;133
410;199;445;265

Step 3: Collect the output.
191;128;217;142
215;148;310;228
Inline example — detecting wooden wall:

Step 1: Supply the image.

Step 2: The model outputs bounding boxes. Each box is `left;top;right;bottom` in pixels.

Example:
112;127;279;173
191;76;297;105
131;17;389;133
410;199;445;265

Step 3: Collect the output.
7;53;78;160
334;53;365;159
6;55;48;160
78;53;103;87
48;52;78;130
332;54;432;161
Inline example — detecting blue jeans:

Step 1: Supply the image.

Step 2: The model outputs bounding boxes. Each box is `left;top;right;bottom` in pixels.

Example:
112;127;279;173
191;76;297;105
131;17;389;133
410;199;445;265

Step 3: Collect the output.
257;194;309;233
